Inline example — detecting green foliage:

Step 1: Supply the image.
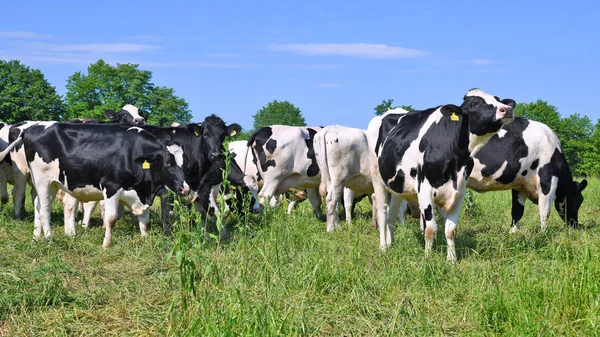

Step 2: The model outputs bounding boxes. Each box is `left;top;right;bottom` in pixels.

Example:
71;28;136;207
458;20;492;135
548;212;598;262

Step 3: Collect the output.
515;100;600;177
0;60;65;123
1;179;600;335
373;99;413;116
252;100;305;130
64;59;191;125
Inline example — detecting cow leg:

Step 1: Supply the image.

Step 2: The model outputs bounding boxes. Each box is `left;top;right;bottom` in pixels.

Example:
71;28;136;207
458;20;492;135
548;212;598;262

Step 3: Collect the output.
160;194;174;235
138;209;150;237
0;170;8;204
370;193;378;229
11;172;27;219
325;183;344;232
443;208;460;263
81;201;98;228
510;190;526;233
538;182;557;232
32;183;57;240
305;188;324;221
102;195;120;248
372;179;390;250
418;185;436;257
343;187;354;223
286;196;297;214
386;194;402;236
62;193;79;237
397;199;408;227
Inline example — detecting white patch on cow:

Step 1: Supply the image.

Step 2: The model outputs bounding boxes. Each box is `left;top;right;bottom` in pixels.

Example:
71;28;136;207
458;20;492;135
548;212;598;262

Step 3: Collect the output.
70;185;104;201
465;89;504;108
497;129;508;138
122;104;143;120
167;144;184;167
120;188;149;216
127;127;144;133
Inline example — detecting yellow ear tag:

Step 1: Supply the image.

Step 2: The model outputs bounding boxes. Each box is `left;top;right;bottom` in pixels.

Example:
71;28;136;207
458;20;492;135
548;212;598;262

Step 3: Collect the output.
142;160;150;170
230;129;237;136
194;131;199;137
450;112;460;121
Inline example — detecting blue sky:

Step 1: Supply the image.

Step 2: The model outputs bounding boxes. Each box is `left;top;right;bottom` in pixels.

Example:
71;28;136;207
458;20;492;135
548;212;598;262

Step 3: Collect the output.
1;0;599;130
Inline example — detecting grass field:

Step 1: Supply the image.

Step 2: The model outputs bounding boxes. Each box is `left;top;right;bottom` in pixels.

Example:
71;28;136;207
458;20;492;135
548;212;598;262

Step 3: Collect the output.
1;179;599;336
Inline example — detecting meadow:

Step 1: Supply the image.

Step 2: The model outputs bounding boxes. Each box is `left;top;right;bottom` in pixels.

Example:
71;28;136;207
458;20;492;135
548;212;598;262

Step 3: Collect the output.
1;179;599;336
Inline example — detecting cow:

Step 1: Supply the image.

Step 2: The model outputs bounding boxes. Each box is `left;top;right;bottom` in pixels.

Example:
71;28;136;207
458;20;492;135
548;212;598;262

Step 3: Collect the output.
229;140;309;214
467;117;588;231
0;122;190;248
6;104;146;220
371;88;515;262
247;125;324;220
138;118;261;235
313;125;374;232
69;104;146;125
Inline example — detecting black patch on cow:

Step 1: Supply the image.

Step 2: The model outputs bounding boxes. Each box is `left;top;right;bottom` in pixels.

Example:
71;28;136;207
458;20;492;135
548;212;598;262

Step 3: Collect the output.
530;159;539;170
511;189;525;225
248;127;276;172
305;128;320;177
474;117;531;185
388;171;405;193
423;204;433;221
409;167;417;178
521;170;527;176
465;157;474;177
265;139;277;153
58;170;65;184
379;109;433;192
375;113;406;154
539;148;562;196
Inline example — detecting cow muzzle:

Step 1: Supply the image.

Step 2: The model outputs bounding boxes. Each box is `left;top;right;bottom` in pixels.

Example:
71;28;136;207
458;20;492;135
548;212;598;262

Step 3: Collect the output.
179;182;190;196
497;106;514;122
209;151;224;161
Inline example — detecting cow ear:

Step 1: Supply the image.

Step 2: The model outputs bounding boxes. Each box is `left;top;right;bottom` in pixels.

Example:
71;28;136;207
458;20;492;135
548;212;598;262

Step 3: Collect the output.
227;123;242;137
578;179;588;192
501;98;516;108
140;110;149;120
105;109;117;120
440;104;462;116
187;123;202;137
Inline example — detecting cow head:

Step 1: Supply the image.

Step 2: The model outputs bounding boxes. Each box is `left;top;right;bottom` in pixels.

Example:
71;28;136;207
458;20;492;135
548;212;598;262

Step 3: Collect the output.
105;104;146;126
136;144;190;196
555;179;588;227
458;88;515;136
188;115;241;161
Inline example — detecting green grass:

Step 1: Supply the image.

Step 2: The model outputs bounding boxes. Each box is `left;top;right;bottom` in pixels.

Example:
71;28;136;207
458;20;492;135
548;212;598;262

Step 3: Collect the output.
1;179;600;336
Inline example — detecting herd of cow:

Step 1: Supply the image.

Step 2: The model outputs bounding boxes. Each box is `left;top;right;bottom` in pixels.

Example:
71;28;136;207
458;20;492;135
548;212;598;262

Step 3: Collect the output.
0;89;589;262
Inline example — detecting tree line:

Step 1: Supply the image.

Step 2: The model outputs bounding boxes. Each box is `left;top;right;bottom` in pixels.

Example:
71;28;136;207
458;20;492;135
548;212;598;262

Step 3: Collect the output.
1;59;598;177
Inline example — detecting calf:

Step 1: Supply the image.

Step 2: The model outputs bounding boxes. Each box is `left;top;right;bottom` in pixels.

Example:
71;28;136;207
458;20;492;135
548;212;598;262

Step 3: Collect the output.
372;88;515;262
1;123;189;247
248;125;324;220
468;117;587;231
314;125;374;232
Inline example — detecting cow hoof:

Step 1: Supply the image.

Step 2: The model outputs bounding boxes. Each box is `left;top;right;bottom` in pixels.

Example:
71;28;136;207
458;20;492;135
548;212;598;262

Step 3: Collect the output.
509;226;518;234
65;231;76;237
316;214;326;222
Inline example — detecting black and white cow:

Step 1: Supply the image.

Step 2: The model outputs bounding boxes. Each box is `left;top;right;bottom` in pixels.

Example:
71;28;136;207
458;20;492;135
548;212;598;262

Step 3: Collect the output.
372;88;515;262
0;122;189;247
248;125;324;220
139;117;260;234
6;104;146;220
468;117;588;231
70;104;146;125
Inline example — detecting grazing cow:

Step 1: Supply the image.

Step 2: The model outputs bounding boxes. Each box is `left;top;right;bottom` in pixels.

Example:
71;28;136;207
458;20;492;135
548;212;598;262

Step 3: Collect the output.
0;122;13;204
372;88;515;262
148;116;260;234
467;117;588;231
1;123;189;247
229;140;309;214
6;104;146;220
69;104;146;125
248;125;324;220
314;125;374;232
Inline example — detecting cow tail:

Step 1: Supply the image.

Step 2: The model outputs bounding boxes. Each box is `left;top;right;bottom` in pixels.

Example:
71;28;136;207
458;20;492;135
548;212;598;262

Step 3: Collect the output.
314;130;330;198
0;136;24;163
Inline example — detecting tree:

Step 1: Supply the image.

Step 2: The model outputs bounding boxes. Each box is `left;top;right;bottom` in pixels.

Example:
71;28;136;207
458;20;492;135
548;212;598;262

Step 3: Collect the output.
64;60;191;125
514;100;562;134
252;100;305;130
560;114;600;176
374;99;414;116
0;60;65;123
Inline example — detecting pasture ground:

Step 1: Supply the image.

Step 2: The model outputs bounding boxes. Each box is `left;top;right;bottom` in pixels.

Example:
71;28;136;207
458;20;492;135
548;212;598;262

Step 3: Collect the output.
1;179;599;336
